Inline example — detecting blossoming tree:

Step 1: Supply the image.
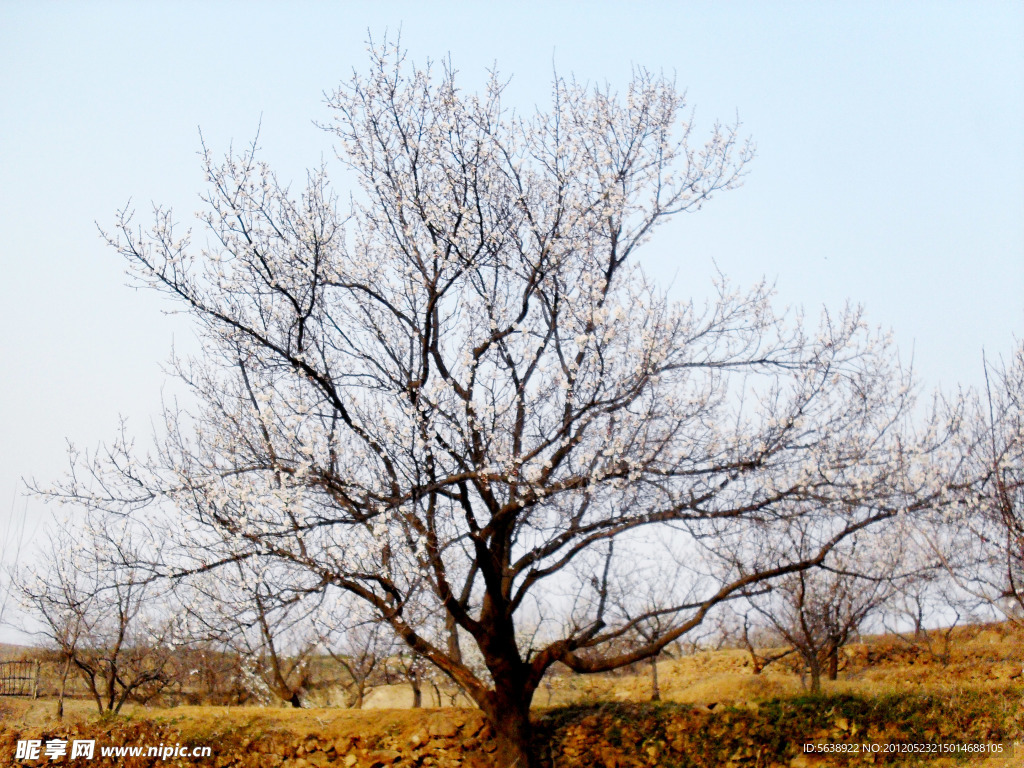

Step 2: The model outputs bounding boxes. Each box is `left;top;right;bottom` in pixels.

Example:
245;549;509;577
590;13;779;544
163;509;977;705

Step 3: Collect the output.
937;342;1024;620
46;44;933;765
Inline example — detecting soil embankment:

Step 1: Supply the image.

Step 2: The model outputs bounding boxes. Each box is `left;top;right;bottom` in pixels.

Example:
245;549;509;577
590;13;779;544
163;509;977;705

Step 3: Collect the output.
3;690;1022;767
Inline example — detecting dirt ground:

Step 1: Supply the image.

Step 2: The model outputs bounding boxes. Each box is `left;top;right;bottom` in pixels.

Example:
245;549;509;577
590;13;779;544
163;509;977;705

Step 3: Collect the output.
3;623;1023;766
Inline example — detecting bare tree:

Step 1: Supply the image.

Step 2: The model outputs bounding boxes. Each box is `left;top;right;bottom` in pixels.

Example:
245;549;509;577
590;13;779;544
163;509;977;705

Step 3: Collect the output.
171;641;250;705
178;560;320;707
314;595;395;709
716;608;794;675
392;650;436;708
15;512;180;715
14;518;88;719
883;565;971;666
973;344;1023;614
746;529;898;693
41;42;937;765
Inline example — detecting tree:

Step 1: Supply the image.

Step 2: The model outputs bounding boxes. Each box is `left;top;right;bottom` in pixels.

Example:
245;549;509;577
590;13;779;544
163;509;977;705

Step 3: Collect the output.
45;43;932;765
716;607;794;675
740;511;921;692
882;563;971;667
313;594;396;709
15;512;180;715
14;517;88;719
177;558;321;707
973;344;1024;614
746;543;895;693
932;342;1024;624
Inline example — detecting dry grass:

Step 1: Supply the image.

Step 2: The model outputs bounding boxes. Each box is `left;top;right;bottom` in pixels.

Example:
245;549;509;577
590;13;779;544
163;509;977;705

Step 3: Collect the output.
0;696;98;728
5;621;1023;721
532;621;1024;711
2;620;1022;768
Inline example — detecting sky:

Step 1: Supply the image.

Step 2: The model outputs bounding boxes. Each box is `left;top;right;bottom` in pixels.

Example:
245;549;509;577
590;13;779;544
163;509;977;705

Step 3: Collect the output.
1;2;1022;642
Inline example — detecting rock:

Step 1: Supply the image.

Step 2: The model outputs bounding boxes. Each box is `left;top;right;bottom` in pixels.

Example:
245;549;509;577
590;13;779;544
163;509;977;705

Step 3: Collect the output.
460;720;484;738
428;721;459;739
343;755;358;767
366;749;401;767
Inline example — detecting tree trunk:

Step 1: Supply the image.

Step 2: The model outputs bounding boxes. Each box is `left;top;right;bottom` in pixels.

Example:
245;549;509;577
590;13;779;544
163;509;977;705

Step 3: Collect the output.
411;680;422;708
77;663;103;715
750;654;764;675
649;656;661;701
808;661;822;694
482;697;533;768
827;645;839;681
105;666;117;712
114;689;131;714
56;655;73;720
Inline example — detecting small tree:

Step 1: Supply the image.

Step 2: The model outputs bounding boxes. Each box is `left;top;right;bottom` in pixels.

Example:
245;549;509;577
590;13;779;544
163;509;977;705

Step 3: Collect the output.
972;344;1023;614
716;608;794;675
314;596;395;709
883;566;969;666
746;527;899;692
14;520;87;719
43;42;936;764
15;512;179;715
171;641;250;705
178;560;319;707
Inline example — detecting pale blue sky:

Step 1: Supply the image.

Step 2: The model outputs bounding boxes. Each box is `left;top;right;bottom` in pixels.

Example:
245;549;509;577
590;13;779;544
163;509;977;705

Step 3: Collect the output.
1;2;1022;639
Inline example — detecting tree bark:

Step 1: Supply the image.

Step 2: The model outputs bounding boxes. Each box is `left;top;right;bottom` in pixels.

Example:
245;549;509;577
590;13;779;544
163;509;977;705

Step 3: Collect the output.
482;694;534;768
349;683;365;710
649;656;661;701
808;663;822;694
56;655;73;720
827;645;839;681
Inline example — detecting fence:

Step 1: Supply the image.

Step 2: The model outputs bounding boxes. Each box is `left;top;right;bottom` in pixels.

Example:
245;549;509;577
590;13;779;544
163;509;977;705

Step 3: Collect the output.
0;660;40;697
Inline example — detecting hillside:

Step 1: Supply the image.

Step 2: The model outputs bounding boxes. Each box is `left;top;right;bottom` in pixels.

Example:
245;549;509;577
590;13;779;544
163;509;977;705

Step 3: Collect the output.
2;622;1023;766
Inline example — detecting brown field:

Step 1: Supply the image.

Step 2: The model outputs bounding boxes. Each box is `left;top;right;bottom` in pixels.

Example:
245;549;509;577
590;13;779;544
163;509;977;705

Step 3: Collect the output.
2;623;1024;766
